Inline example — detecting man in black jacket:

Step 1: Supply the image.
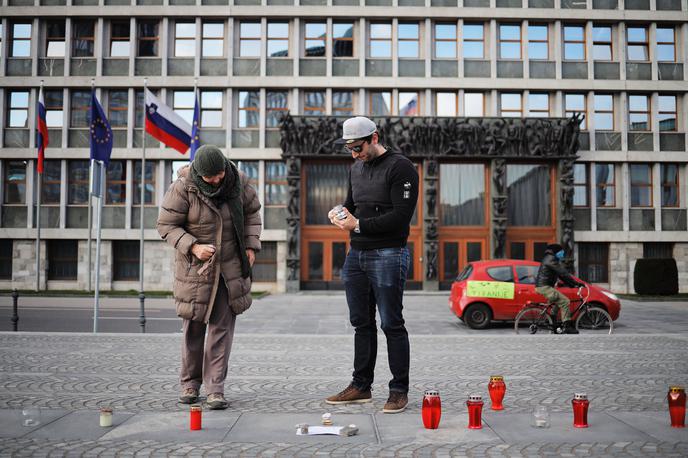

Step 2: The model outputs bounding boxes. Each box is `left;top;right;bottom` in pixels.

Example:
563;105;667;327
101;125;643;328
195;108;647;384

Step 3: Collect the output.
535;243;585;334
325;116;419;413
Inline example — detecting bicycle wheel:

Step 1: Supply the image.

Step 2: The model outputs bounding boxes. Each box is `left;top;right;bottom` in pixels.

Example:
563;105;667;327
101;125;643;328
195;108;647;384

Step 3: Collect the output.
514;306;553;335
575;306;613;335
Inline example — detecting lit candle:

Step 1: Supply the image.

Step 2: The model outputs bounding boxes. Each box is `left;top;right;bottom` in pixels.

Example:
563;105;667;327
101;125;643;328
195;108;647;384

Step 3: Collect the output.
99;407;113;427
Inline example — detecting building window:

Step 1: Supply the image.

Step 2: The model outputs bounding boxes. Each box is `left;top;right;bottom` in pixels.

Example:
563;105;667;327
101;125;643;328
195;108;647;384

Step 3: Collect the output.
434;23;456;59
0;24;3;58
173;90;195;125
72;20;95;57
593;94;614;131
578;243;608;283
68;160;89;204
42;160;62;205
656;27;675;62
658;95;677;131
595;163;615;207
0;240;11;280
573;163;588;207
202;22;224;57
628;95;650;131
265;161;287;229
253;241;277;282
237;91;259;128
137;20;159;57
11;23;31;57
592;25;612;61
370;23;392;58
464;93;484;116
507;164;551;226
333;23;354;57
528;93;549;117
399;92;419;116
436;92;457;116
47;240;78;281
563;25;585;60
45;90;64;128
440;164;485;225
304;22;326;57
236;161;258;187
133;161;155;205
463;23;484;59
500;93;522;117
239;22;260;57
200;91;223;127
266;91;288;128
3;161;27;204
332;91;354;116
113;240;139;281
304;91;325;115
565;93;587;130
528;24;548;60
108;90;129;128
267;22;289;57
661;163;679;207
106;160;126;205
7;91;29;128
369;91;392;116
46;21;66;58
398;22;419;58
630;164;652;207
627;26;648;61
174;22;196;57
643;242;673;259
499;24;521;59
110;21;130;57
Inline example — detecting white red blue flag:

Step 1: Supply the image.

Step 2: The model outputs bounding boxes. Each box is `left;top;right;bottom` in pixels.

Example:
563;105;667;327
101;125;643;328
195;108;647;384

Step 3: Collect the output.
36;87;49;174
144;89;191;154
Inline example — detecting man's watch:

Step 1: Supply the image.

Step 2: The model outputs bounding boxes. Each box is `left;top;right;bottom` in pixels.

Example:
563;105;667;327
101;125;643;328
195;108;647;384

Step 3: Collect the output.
353;219;361;233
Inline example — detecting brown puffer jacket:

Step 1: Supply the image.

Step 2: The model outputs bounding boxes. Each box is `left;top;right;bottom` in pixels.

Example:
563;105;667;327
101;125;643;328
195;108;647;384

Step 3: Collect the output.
157;165;262;322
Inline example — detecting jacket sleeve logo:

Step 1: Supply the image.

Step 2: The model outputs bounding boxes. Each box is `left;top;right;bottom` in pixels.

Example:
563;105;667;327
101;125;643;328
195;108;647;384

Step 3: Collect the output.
403;181;411;199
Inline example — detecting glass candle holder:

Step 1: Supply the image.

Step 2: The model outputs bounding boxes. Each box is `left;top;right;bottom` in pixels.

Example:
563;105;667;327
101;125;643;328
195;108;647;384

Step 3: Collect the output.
668;385;686;428
190;405;202;431
572;393;589;428
488;376;506;410
531;405;550;428
99;407;113;427
466;394;483;429
421;390;441;429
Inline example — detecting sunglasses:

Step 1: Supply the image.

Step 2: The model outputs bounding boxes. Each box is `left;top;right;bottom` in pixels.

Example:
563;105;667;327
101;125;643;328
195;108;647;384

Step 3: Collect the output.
346;140;368;153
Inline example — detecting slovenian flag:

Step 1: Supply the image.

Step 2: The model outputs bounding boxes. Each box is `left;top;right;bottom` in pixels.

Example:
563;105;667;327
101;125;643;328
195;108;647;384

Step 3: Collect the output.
36;87;49;174
144;89;192;154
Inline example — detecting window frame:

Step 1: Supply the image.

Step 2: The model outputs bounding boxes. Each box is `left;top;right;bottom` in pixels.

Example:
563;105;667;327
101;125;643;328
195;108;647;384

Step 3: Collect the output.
369;22;392;58
239;21;261;58
626;26;649;62
332;91;354;116
464;92;485;117
527;93;550;118
593;94;614;131
500;92;523;118
656;27;676;62
332;22;354;58
68;160;90;205
0;240;11;280
108;90;129;129
200;90;223;128
398;91;420;116
266;21;289;58
264;161;287;230
563;24;586;61
660;163;679;208
47;239;78;281
303;22;326;58
595;163;616;207
41;160;62;205
266;90;289;129
303;90;326;115
112;240;140;281
498;23;522;60
237;90;260;129
397;22;420;59
573;163;589;208
592;25;613;61
132;160;156;205
109;20;130;58
436;91;458;116
527;24;549;61
3;160;27;205
7;90;30;128
72;20;95;58
46;20;66;58
368;90;393;116
44;89;64;128
658;95;677;132
462;23;485;59
565;93;587;130
137;20;159;57
630;163;653;208
174;21;196;58
434;22;457;59
201;21;224;58
628;94;650;132
10;22;32;57
105;160;127;206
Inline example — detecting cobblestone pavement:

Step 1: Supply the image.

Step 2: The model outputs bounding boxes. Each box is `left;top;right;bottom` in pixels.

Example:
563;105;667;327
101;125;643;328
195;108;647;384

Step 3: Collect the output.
0;294;687;456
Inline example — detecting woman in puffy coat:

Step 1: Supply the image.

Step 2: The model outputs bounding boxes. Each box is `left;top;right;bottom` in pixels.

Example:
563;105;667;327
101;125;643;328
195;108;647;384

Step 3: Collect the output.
157;145;261;410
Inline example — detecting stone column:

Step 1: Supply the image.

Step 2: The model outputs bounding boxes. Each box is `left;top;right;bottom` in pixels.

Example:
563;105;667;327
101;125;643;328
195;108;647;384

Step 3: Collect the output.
491;159;507;259
285;156;301;293
423;158;438;290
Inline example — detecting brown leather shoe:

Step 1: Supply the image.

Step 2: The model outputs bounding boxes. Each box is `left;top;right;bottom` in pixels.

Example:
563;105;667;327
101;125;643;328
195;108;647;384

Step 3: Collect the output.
383;391;408;413
325;383;372;405
207;392;228;410
179;387;199;404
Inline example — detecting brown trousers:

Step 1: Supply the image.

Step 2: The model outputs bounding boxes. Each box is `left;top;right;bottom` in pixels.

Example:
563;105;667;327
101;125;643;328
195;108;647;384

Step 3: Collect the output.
535;285;572;321
180;278;237;395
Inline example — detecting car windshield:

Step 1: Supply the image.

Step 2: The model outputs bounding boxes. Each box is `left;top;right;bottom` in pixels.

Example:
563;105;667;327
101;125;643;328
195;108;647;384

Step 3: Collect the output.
457;264;473;281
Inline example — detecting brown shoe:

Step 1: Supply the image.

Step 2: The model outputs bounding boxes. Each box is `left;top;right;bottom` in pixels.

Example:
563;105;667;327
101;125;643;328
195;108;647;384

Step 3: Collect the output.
179;387;199;404
383;391;408;413
325;383;372;405
207;393;228;410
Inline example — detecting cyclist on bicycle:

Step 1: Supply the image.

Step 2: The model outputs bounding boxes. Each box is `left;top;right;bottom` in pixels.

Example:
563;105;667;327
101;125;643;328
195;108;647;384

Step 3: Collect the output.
535;243;586;334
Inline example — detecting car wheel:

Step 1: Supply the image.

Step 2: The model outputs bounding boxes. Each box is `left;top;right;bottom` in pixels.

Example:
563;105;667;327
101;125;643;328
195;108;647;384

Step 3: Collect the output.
463;303;492;330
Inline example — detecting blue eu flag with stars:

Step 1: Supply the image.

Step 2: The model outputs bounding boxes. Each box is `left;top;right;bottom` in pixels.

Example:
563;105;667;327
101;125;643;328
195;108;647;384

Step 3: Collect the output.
90;89;113;165
189;90;201;161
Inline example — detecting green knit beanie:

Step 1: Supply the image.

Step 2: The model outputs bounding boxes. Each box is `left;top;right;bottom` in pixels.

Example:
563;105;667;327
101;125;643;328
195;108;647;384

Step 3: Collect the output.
192;145;226;176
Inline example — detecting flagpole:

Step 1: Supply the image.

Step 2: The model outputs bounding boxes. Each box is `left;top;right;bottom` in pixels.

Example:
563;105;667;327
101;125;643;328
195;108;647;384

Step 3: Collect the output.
35;81;44;292
87;78;95;292
138;78;147;333
93;160;104;333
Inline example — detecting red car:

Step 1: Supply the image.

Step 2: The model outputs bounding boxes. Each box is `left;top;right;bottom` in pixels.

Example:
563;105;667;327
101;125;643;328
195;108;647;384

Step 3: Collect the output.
449;259;621;329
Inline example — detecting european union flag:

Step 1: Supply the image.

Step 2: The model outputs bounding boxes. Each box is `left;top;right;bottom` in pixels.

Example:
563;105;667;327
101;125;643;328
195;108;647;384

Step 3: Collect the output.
90;89;113;165
189;90;201;161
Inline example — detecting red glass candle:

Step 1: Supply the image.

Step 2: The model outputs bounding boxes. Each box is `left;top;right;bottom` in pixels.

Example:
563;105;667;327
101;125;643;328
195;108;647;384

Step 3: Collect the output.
190;405;202;431
422;390;441;429
668;386;686;428
488;376;506;410
572;393;589;428
466;395;483;429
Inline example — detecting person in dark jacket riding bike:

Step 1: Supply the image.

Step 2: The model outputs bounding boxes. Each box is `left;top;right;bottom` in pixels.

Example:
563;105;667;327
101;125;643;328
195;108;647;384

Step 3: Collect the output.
535;243;585;334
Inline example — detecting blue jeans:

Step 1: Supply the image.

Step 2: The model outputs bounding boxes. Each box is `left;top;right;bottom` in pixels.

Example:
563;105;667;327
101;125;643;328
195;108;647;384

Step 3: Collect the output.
342;247;410;393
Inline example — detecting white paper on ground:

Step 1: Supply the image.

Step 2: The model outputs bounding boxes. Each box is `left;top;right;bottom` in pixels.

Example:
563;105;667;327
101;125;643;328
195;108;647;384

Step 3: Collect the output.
296;425;344;435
